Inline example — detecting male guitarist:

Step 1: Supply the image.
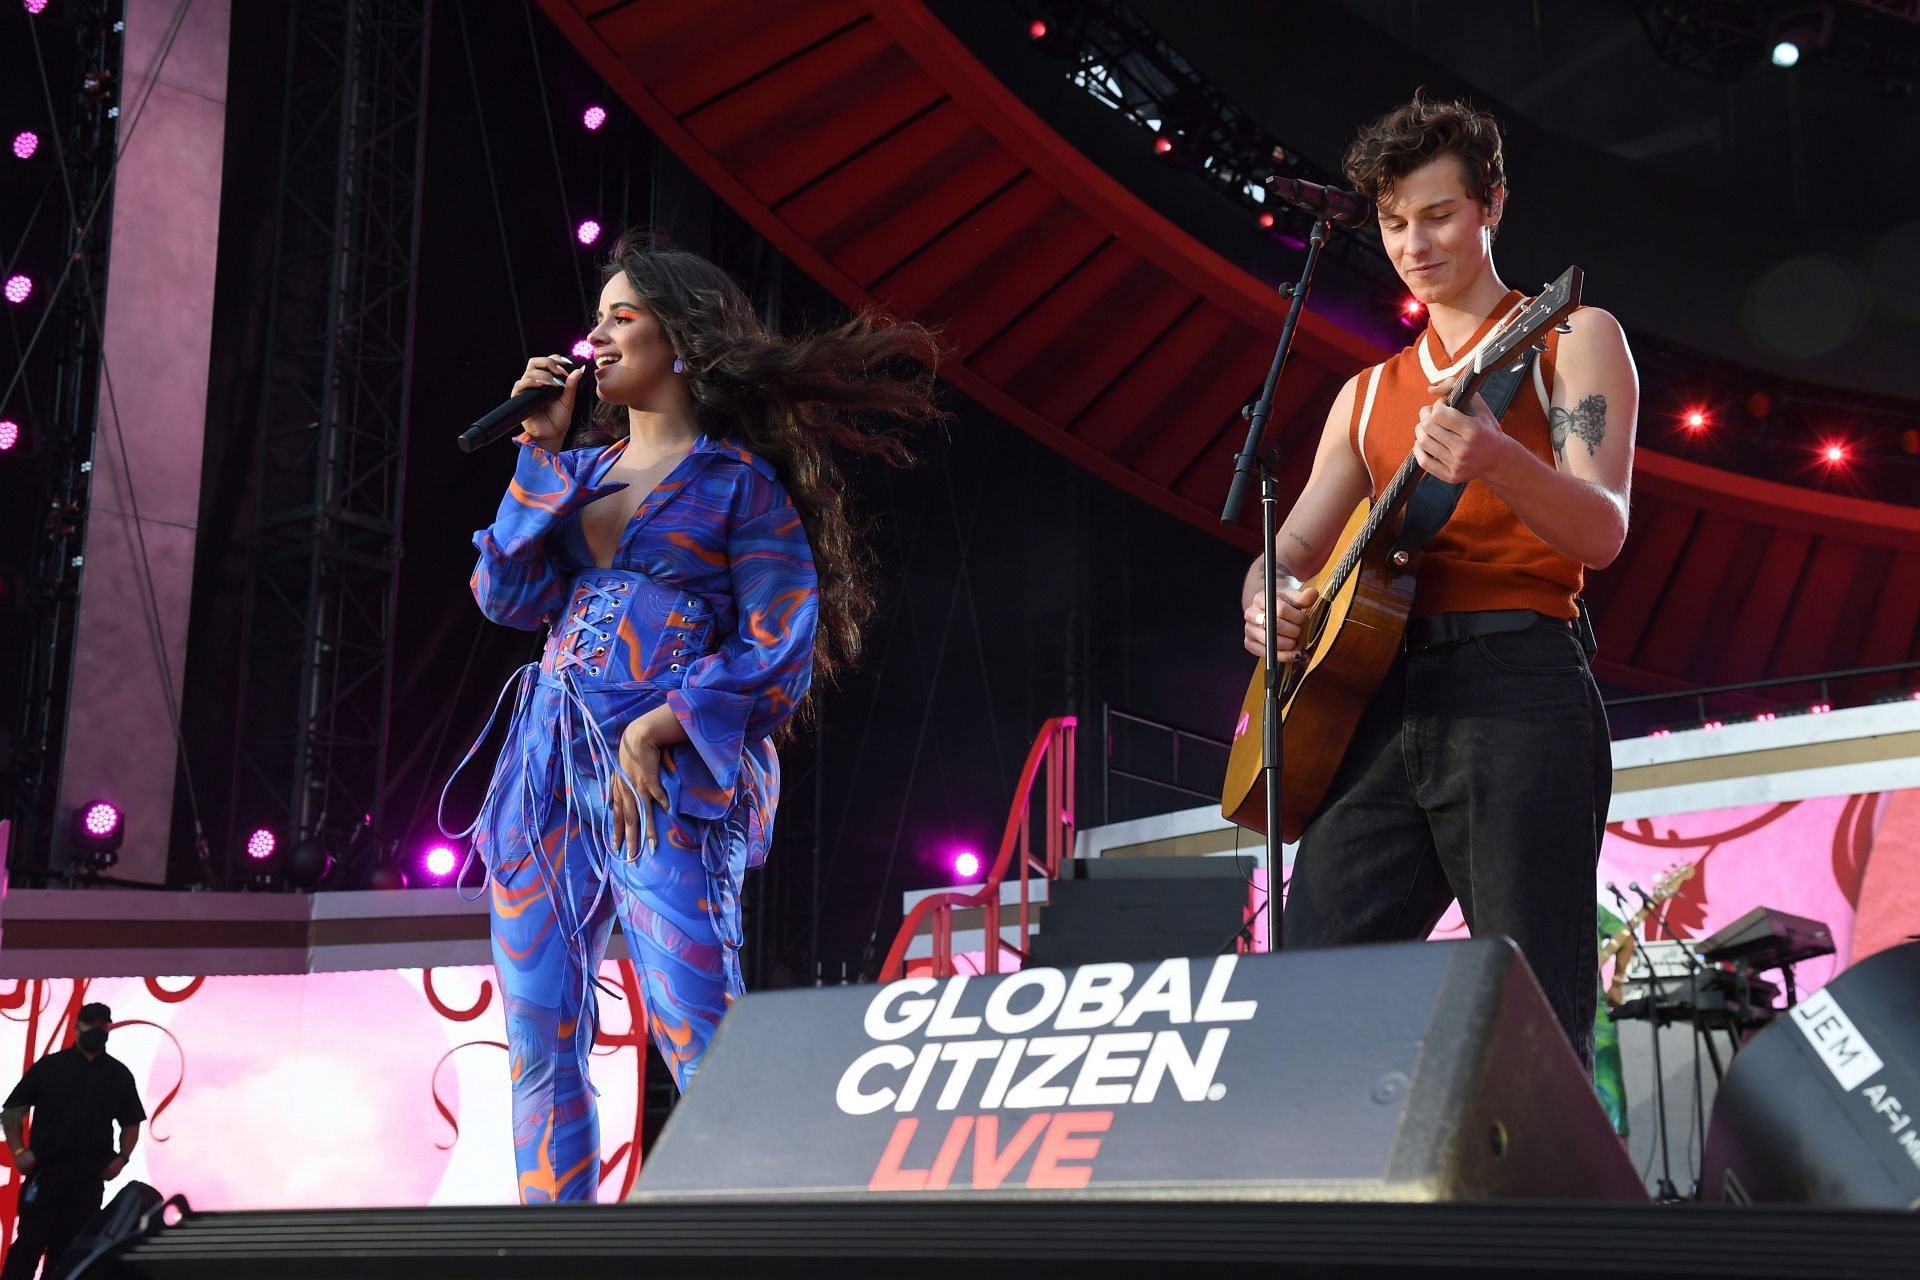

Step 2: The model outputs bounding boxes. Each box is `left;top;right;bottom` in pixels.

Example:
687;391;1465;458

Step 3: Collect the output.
1239;94;1637;1068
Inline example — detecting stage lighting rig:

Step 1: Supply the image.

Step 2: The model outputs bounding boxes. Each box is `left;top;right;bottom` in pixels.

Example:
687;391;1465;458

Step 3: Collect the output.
69;799;124;873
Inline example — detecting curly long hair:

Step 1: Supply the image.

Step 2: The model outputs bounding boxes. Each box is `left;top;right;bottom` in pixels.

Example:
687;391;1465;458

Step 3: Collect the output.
576;231;944;690
1342;91;1507;238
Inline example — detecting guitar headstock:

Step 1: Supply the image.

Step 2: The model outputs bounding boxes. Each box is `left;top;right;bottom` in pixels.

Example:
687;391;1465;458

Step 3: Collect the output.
1650;861;1697;903
1464;265;1585;386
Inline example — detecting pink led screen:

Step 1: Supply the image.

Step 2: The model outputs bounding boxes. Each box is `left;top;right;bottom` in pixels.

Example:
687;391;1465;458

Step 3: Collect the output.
0;961;652;1263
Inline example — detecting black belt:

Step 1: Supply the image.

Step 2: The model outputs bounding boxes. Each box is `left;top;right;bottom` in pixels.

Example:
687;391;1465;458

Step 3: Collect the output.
1403;609;1570;652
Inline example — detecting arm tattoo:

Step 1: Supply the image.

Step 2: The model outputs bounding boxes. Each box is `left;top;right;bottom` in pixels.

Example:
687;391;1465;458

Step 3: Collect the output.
1548;394;1608;460
1248;553;1300;587
1285;530;1314;556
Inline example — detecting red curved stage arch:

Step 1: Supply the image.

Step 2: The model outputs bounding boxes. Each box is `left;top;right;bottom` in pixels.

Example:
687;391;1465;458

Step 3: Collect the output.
539;0;1920;693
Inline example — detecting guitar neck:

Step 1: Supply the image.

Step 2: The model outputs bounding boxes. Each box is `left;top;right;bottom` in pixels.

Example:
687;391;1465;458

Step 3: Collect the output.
1317;372;1486;602
1601;897;1666;961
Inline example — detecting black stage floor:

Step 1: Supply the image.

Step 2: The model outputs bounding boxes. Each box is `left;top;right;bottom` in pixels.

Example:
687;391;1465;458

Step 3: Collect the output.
97;1198;1920;1279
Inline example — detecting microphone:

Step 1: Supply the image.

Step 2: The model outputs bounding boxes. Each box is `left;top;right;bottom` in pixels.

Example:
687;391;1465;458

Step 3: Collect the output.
1263;176;1372;230
1606;882;1628;908
1628;881;1657;911
458;357;575;453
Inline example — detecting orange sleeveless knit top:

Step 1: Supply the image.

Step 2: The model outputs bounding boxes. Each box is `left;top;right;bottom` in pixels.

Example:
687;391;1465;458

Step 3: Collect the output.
1348;289;1581;621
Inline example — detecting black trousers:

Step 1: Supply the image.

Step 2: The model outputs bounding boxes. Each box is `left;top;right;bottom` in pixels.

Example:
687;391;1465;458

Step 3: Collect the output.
1283;619;1611;1070
2;1173;102;1280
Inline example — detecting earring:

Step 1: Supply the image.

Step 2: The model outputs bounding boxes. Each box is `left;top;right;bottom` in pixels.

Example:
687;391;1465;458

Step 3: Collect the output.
672;357;684;375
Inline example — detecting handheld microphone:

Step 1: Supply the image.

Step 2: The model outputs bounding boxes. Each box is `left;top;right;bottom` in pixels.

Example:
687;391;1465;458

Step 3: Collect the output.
458;358;575;453
1263;176;1373;230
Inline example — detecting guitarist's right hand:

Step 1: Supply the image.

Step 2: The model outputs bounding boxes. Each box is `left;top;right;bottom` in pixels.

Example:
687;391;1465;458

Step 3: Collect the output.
1243;586;1319;661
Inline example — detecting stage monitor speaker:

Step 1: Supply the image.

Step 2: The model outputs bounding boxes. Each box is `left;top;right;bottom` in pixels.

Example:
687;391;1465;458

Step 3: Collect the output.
1702;940;1920;1209
632;939;1645;1203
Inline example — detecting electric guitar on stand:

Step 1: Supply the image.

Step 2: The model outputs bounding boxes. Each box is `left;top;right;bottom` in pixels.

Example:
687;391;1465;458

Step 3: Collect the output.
1221;267;1585;840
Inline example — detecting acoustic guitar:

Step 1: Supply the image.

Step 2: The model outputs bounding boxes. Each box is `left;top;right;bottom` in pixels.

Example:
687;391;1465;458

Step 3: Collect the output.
1221;267;1585;840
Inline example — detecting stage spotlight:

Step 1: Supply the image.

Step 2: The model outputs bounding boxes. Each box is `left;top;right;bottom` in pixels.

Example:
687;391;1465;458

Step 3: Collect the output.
1152;135;1173;156
1771;40;1800;67
3;275;30;305
570;337;594;362
576;219;601;246
582;104;607;132
24;0;49;14
421;843;457;881
71;800;124;870
1683;410;1708;431
1400;297;1426;329
1822;442;1848;464
11;131;36;160
364;862;409;891
1256;211;1275;230
1024;8;1078;59
0;420;18;452
952;848;982;881
284;837;334;890
246;828;276;861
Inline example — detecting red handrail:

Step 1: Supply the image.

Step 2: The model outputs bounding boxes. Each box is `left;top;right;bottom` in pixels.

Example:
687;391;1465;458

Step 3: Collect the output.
879;717;1076;982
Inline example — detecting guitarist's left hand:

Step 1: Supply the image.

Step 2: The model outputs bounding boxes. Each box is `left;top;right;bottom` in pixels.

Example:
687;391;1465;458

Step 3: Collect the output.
1415;376;1523;486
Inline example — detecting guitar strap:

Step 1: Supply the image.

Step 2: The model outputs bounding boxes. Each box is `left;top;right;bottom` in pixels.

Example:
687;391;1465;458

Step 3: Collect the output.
1390;343;1541;562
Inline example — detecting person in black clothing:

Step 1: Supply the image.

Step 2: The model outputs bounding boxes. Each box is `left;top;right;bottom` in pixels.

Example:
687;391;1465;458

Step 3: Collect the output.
1;1003;145;1280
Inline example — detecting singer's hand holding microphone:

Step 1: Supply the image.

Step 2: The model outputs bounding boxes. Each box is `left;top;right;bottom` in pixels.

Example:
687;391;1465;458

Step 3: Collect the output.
458;352;587;452
512;354;586;452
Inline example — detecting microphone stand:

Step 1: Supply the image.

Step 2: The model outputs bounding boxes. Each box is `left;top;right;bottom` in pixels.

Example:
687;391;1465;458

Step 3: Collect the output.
1631;885;1683;1202
1220;215;1334;951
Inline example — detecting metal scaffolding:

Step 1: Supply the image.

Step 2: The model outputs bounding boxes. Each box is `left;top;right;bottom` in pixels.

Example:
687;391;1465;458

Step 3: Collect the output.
3;2;124;877
228;0;432;883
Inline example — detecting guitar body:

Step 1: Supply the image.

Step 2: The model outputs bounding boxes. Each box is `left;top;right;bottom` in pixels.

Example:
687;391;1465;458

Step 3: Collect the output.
1221;501;1418;842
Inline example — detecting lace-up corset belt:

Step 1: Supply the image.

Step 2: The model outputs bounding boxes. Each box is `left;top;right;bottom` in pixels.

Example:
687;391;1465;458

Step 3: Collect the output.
540;569;716;691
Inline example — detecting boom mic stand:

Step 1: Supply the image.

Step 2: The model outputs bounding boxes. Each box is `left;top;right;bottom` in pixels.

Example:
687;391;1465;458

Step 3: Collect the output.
1220;216;1335;951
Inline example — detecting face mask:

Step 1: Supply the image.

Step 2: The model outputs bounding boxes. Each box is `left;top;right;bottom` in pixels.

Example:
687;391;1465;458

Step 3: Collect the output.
76;1027;108;1054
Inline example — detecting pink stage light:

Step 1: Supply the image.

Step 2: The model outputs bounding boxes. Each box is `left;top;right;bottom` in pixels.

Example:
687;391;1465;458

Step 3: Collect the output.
82;801;121;839
246;828;277;861
423;844;457;879
1822;442;1848;464
1152;136;1173;155
12;131;37;160
1684;409;1707;431
952;849;982;880
4;275;30;305
1029;19;1049;40
570;337;594;362
582;105;607;132
0;420;18;452
24;0;50;14
576;219;601;246
1256;211;1275;230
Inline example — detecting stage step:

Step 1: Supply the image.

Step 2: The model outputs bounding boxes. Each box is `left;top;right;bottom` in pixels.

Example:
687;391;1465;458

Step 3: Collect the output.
1028;857;1248;967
